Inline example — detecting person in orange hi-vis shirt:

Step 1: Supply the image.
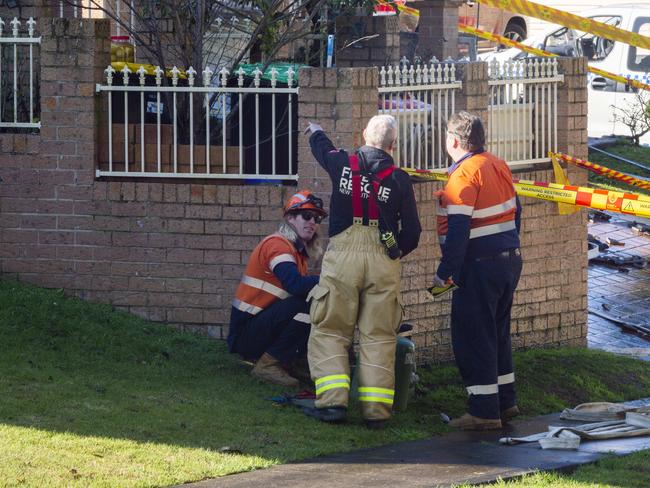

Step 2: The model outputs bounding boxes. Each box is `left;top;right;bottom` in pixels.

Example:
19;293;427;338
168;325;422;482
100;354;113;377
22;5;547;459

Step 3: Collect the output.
434;111;523;430
227;190;327;388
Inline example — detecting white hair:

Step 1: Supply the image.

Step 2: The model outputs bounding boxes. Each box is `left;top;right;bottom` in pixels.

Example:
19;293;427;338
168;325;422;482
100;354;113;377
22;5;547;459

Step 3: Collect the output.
364;115;397;150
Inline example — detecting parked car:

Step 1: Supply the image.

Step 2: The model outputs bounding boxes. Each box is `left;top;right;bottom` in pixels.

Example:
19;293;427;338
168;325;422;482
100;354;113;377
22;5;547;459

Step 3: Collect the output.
459;1;528;50
479;4;650;144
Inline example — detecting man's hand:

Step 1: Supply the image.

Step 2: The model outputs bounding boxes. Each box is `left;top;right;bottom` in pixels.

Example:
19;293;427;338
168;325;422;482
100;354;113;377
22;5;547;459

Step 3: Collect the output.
431;274;447;288
304;122;323;135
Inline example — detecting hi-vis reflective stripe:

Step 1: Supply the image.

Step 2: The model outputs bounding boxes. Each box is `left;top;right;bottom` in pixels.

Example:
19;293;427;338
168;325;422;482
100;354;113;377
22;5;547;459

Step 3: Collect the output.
473;197;517;219
552;152;650;191
241;275;290;299
358;386;395;405
269;253;296;270
498;373;515;385
474;0;650;50
459;23;650;93
401;167;650;219
232;298;263;315
467;383;498;395
447;204;474;216
315;374;350;395
470;220;517;239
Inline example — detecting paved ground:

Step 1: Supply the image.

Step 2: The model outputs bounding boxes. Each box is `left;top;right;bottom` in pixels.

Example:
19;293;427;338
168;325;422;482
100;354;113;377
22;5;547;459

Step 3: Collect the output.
184;401;650;488
587;214;650;360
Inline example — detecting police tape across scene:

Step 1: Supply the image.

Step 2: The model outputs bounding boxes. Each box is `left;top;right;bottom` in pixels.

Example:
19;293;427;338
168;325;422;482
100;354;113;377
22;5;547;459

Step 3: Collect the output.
551;152;650;191
458;23;650;93
401;167;650;219
473;0;650;50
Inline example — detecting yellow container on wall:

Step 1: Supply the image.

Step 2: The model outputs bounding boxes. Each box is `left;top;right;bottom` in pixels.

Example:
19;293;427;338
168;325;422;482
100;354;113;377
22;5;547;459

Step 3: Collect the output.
111;35;135;63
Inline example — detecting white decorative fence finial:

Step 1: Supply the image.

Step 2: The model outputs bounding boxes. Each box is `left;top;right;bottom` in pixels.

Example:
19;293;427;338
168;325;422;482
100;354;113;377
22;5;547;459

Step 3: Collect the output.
0;18;5;37
237;67;245;87
187;66;197;87
252;67;262;88
154;66;164;86
170;66;180;86
121;64;132;85
287;67;295;88
219;67;229;87
105;64;116;85
137;65;147;86
27;17;36;37
270;67;278;88
202;67;214;87
10;17;21;37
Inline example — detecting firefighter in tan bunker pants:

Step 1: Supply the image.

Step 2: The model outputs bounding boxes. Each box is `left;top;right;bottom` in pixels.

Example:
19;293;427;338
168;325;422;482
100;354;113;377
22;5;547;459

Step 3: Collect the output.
303;116;421;428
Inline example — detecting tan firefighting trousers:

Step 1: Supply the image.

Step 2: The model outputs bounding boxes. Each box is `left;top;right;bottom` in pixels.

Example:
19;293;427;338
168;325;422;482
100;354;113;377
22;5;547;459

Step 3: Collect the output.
307;225;403;420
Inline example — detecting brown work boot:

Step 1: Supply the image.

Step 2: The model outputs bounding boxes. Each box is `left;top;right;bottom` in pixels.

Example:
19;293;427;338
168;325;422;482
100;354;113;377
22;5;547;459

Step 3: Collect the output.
501;405;520;423
449;413;502;430
251;353;299;388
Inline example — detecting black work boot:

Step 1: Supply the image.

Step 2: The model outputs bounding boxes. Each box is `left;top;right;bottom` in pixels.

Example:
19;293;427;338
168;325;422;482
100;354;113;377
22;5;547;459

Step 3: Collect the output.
364;419;388;430
303;406;347;423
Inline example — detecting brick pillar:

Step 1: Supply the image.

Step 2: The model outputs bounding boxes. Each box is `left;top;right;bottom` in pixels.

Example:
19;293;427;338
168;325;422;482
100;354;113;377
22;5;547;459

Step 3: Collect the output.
297;67;378;198
335;16;400;68
454;61;489;123
410;0;463;62
40;18;111;181
557;57;588;161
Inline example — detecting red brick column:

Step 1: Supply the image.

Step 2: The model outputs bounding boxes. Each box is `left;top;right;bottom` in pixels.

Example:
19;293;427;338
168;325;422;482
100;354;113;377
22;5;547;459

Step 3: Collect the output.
409;0;464;62
335;16;400;68
454;61;489;125
297;67;378;199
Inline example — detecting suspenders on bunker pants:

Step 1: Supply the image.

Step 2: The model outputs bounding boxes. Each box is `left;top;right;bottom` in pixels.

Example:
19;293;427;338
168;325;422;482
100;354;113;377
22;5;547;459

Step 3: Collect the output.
308;155;403;421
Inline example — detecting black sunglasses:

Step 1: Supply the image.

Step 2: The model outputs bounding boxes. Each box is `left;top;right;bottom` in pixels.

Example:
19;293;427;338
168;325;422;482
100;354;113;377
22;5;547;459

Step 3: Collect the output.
296;210;323;224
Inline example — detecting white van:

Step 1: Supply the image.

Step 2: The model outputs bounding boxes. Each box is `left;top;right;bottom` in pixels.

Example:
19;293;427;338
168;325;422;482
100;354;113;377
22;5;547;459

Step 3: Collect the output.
480;4;650;143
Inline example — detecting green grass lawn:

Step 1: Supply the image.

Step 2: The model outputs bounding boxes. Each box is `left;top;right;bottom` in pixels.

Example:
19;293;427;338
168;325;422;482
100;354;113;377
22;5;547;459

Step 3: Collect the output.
587;139;650;196
467;449;650;487
1;277;650;487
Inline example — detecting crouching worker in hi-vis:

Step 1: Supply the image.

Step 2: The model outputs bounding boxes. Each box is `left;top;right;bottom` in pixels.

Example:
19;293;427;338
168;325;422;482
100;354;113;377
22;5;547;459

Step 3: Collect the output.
303;115;422;428
434;111;522;430
227;190;327;388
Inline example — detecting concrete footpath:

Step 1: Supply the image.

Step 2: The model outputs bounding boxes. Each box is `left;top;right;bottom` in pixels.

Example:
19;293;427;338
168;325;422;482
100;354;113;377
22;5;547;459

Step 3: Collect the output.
183;399;650;488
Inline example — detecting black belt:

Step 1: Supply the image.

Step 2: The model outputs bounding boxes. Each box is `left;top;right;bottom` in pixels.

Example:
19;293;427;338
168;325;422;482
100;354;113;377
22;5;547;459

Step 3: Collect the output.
473;248;521;262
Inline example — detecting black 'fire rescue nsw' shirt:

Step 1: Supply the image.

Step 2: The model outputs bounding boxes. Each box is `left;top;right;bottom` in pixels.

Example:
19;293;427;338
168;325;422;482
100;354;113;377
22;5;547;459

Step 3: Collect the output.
309;130;422;258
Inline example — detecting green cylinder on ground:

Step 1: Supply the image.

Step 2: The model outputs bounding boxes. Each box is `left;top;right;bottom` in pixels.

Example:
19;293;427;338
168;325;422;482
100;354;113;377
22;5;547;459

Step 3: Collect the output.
393;336;416;412
350;335;416;412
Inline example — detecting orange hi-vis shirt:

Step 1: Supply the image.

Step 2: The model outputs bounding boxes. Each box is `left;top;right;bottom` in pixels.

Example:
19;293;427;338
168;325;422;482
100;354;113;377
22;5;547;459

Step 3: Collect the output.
436;151;520;279
232;233;309;316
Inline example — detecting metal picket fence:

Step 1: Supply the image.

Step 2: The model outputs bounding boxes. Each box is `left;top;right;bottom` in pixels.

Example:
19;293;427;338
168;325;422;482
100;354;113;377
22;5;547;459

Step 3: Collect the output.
378;61;462;171
96;64;299;179
0;17;41;130
486;57;563;167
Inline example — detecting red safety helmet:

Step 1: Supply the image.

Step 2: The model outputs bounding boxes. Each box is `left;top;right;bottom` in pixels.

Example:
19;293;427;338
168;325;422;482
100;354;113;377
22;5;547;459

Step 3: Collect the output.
284;190;328;217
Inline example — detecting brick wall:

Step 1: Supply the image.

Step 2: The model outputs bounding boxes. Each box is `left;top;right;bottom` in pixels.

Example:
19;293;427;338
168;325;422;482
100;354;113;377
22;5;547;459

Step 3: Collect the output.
297;62;588;363
0;18;589;362
0;18;295;339
409;0;464;62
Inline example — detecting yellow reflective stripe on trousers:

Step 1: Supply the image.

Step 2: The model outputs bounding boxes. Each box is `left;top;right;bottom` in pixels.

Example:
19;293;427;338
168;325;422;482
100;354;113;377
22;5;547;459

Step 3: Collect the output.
358;386;395;405
315;374;350;395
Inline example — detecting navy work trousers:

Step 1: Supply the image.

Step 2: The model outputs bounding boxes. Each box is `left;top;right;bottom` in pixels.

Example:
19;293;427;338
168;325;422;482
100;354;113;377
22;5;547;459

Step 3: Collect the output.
233;296;311;364
451;250;522;419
